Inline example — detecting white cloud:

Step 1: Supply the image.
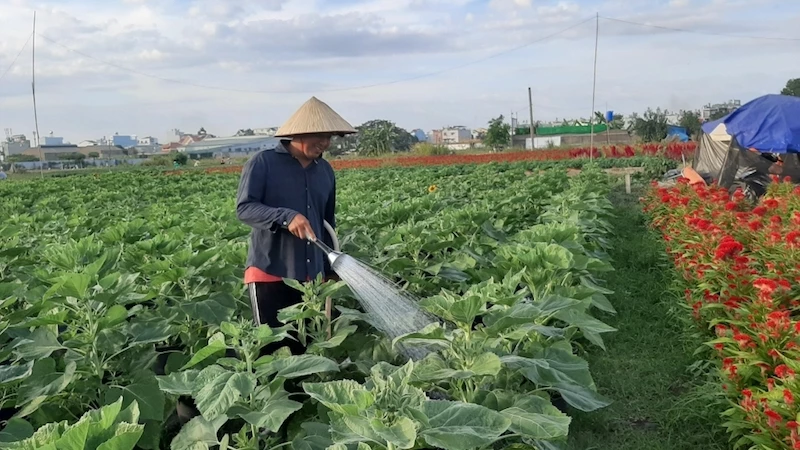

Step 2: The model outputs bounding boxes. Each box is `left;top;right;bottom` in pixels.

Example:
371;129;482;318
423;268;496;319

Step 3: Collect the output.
0;0;795;143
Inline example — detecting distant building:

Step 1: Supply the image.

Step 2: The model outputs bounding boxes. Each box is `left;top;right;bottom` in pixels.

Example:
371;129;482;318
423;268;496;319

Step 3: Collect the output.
472;128;487;140
110;133;138;148
441;126;471;144
43;135;65;146
429;130;443;144
21;144;126;161
138;136;158;146
253;127;278;136
77;140;98;147
2;134;31;159
184;136;280;158
411;129;428;142
702;99;741;120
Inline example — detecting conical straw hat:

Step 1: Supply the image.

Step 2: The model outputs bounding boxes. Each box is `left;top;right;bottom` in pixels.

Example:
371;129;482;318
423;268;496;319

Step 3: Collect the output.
275;96;356;137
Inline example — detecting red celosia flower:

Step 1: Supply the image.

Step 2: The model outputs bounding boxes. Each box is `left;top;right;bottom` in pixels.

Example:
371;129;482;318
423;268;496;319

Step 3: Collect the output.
785;389;795;405
754;278;779;294
765;408;782;428
764;198;780;209
753;206;768;216
775;364;796;378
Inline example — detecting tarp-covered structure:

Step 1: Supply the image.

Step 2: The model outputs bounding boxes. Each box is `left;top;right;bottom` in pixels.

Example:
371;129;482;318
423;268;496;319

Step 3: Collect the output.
691;94;800;198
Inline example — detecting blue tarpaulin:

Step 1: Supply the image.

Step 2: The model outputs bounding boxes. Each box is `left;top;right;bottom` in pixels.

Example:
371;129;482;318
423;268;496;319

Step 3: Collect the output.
667;125;689;142
700;94;800;153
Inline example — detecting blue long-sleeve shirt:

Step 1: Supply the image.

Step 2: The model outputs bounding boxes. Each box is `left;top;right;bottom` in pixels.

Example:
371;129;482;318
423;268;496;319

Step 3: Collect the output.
236;143;336;281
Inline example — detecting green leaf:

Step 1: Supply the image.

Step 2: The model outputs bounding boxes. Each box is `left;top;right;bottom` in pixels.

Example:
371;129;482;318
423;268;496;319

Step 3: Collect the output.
96;422;145;450
14;328;65;360
157;370;200;396
170;416;226;450
421;400;511;450
99;305;129;330
219;322;239;338
501;401;571;440
0;361;34;385
304;380;375;416
231;389;303;432
393;323;452;351
59;273;93;299
104;379;166;422
180;298;235;326
553;309;616;350
193;366;255;421
16;359;76;413
370;416;417;449
258;355;340;379
0;418;34;442
181;333;226;370
127;319;175;345
468;352;502;377
537;295;582;316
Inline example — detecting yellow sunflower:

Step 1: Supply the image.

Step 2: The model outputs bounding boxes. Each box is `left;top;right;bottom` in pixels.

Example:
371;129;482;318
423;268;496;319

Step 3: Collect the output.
428;184;438;193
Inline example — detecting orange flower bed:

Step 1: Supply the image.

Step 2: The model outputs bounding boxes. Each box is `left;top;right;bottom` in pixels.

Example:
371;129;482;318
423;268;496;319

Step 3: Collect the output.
166;142;696;176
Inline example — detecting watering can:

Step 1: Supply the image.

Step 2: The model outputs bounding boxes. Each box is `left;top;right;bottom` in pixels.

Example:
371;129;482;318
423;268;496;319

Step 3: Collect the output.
321;220;340;339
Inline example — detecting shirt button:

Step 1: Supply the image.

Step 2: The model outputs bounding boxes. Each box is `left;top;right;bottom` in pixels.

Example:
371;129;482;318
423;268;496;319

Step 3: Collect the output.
306;259;310;263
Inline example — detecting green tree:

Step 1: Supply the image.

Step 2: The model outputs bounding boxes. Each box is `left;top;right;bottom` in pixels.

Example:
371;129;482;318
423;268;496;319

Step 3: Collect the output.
355;120;414;156
781;78;800;97
628;108;669;142
593;111;625;130
172;151;188;165
484;115;511;150
678;110;702;139
87;151;100;158
8;154;38;163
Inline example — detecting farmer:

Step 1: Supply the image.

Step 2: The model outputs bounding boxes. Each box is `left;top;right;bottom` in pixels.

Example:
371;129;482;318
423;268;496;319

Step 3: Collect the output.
236;96;355;354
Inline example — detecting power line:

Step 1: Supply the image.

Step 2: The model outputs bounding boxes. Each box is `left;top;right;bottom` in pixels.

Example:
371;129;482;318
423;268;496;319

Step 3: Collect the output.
600;15;800;41
0;33;33;82
34;16;595;95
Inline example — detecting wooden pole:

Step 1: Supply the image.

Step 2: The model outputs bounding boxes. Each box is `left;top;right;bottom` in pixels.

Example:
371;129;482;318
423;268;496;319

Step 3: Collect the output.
589;12;599;162
32;11;42;178
625;173;632;194
528;87;534;151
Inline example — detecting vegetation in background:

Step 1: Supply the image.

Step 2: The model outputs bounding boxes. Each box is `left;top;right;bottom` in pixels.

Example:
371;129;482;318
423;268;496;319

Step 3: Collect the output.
781;78;800;97
484;115;511;151
627;108;669;143
678;110;703;139
356;119;416;155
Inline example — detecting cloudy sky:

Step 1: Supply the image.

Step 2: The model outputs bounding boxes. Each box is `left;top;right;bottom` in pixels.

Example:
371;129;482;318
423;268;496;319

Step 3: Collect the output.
0;0;797;143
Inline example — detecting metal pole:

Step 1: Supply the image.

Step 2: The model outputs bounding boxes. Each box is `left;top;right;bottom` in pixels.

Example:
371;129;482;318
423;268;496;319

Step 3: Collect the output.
589;12;599;162
31;11;43;177
528;87;534;151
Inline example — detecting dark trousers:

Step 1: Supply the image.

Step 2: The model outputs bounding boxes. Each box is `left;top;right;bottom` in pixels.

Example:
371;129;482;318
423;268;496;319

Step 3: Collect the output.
247;282;306;356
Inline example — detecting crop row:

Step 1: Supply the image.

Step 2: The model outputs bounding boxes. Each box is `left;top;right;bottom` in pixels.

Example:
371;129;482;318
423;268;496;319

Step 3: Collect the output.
192;142;694;175
643;178;800;449
0;164;620;449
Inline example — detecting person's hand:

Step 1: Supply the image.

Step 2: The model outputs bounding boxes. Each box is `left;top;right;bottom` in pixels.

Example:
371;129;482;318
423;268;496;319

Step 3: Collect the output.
287;214;316;241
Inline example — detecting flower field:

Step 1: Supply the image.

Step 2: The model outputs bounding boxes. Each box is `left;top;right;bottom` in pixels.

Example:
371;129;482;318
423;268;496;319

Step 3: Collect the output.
644;178;800;449
195;142;695;175
0;162;624;449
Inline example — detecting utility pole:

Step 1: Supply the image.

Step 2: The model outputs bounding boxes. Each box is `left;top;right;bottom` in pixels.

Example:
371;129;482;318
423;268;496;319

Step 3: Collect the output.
31;11;43;177
589;12;599;162
528;87;534;151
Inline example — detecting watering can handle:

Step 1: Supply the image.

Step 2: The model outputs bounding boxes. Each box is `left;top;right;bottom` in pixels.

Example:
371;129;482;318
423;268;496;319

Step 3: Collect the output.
281;220;340;252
